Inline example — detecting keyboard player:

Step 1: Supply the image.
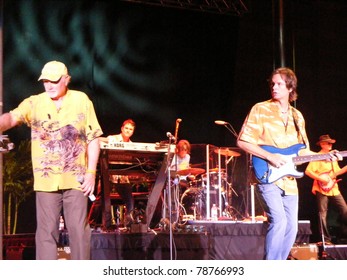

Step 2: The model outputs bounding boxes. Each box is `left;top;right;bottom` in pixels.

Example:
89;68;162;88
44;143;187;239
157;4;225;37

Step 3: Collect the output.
88;119;136;227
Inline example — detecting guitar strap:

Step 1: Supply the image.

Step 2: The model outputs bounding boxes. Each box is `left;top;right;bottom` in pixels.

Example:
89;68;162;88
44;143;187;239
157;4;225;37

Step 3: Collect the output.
291;107;307;146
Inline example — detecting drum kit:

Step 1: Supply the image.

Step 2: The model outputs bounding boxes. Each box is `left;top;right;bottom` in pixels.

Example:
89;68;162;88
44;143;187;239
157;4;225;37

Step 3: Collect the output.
175;147;241;222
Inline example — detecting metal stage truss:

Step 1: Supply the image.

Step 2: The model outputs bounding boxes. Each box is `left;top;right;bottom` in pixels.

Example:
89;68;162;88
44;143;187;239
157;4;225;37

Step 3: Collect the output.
120;0;249;16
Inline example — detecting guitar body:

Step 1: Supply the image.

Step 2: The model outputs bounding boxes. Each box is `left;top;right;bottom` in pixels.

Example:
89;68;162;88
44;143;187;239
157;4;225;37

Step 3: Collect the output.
252;143;306;184
318;171;340;192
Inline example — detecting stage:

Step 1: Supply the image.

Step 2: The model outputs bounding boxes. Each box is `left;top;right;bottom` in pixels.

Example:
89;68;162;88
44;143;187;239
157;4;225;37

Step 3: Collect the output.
90;220;311;260
3;220;347;260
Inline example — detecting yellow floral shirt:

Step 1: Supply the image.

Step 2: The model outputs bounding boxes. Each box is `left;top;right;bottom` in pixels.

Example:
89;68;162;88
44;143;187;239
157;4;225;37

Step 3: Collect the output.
238;99;310;195
10;90;103;192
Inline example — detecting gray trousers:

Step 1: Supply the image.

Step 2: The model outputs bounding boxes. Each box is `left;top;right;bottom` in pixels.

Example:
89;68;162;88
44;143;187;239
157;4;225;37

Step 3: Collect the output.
35;189;91;260
316;192;347;242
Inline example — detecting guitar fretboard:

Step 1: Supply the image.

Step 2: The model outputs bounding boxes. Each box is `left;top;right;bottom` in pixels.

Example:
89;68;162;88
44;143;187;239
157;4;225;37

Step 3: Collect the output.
293;151;347;165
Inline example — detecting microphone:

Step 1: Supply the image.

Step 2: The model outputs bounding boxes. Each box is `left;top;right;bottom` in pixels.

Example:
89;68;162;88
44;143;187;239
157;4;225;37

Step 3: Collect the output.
215;120;229;125
77;175;96;201
0;135;15;152
174;118;182;143
215;120;239;138
166;132;176;142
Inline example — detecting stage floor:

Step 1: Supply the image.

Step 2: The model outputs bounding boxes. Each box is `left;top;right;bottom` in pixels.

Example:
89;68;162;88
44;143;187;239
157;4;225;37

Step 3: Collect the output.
3;220;347;260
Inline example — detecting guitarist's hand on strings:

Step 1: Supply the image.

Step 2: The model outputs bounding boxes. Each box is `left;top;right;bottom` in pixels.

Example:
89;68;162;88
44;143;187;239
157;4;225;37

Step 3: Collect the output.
327;149;342;162
267;153;287;168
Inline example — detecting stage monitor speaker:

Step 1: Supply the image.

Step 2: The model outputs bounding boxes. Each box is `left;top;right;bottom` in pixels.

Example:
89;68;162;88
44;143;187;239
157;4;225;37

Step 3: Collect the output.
290;244;318;260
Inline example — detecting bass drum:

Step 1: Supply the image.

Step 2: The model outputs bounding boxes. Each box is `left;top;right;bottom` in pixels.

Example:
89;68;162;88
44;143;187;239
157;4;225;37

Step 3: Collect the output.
201;187;226;220
180;186;226;220
180;187;204;220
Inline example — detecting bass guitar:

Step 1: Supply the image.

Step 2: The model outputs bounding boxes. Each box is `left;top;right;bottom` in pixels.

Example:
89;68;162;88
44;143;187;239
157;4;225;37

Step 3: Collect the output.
318;171;341;192
252;143;347;184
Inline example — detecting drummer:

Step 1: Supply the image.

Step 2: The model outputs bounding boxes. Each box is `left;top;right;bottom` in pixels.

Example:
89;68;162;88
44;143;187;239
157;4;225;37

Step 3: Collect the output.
171;140;191;171
170;140;194;186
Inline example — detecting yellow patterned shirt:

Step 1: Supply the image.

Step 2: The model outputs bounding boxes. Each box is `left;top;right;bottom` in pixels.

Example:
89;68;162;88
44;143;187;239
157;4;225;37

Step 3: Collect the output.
238;99;310;194
10;90;103;192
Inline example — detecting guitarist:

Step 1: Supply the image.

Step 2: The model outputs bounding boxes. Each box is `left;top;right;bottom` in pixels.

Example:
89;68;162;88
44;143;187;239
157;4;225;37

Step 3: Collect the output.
305;135;347;245
236;68;341;260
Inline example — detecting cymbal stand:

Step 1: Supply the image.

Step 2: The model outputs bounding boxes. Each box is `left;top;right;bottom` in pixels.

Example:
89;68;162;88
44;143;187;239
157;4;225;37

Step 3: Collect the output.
214;120;239;219
205;144;211;219
217;148;223;218
223;154;239;219
250;183;256;223
245;153;256;222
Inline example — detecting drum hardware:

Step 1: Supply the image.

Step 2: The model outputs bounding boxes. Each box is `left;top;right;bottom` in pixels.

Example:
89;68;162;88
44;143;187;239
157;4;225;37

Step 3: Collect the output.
210;147;240;219
224;181;238;197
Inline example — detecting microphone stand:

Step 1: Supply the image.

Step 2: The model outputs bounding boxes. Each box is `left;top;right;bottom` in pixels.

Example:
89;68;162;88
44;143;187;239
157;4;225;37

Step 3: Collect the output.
0;135;14;260
222;122;239;139
318;212;335;260
165;132;175;260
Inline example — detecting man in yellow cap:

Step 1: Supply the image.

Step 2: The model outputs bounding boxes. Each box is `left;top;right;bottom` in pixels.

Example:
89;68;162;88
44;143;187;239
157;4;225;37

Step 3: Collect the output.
0;60;103;259
305;134;347;244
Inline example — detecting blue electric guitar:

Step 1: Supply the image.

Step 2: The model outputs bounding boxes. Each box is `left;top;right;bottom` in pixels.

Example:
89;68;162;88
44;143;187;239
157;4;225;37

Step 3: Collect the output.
252;143;347;184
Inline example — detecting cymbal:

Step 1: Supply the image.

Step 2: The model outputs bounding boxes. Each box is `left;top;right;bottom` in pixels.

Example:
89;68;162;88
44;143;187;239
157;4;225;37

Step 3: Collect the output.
176;168;205;176
209;168;226;173
214;148;241;157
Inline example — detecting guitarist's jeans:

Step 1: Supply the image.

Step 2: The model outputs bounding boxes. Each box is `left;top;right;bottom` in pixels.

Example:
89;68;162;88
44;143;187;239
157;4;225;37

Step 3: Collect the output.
258;183;298;260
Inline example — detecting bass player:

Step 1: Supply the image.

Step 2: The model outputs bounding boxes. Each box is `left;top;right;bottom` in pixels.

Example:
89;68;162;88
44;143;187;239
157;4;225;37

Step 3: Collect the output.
305;134;347;244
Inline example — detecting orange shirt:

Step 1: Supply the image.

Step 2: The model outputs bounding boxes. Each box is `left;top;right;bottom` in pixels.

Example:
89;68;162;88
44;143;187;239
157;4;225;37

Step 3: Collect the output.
306;154;341;196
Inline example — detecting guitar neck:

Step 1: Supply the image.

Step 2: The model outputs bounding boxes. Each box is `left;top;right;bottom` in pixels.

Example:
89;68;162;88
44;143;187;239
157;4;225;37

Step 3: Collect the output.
293;151;347;165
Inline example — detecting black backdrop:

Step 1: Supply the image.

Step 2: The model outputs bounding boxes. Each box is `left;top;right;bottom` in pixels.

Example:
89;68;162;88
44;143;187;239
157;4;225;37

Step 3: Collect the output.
3;0;347;242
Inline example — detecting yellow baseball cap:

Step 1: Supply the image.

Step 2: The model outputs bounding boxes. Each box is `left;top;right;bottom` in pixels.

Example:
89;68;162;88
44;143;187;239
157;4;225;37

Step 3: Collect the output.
38;61;68;82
